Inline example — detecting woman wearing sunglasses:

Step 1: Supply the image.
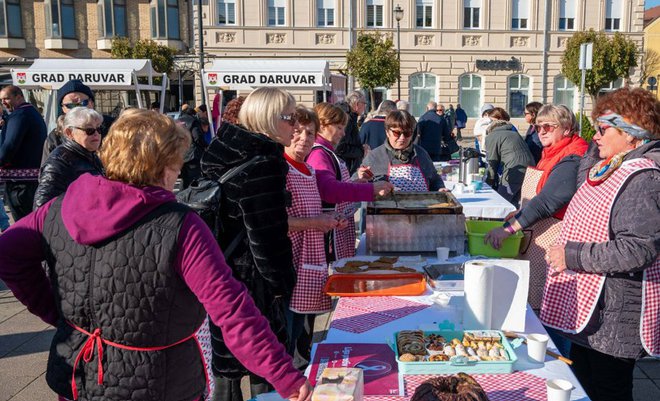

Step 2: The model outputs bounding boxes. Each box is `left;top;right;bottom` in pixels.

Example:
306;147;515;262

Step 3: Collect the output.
201;87;309;401
540;88;660;401
306;103;393;261
34;107;104;208
485;105;588;318
353;110;445;192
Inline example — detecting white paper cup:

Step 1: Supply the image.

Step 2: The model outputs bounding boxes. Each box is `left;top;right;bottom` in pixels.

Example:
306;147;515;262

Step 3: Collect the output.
526;333;549;364
546;379;573;401
436;247;450;262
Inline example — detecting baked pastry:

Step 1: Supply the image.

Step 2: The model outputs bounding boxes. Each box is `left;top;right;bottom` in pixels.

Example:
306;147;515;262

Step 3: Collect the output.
410;373;489;401
376;256;398;264
399;353;418;362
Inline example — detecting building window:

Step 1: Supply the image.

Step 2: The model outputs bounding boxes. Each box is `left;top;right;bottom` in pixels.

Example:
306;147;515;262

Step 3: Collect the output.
217;0;236;25
410;73;437;118
268;0;286;26
0;0;22;38
553;75;576;111
558;0;575;30
511;0;528;29
508;74;530;118
598;78;624;97
459;74;483;118
45;0;76;39
366;0;383;28
150;0;180;40
97;0;127;38
416;0;432;28
464;0;480;29
605;0;622;31
317;0;334;27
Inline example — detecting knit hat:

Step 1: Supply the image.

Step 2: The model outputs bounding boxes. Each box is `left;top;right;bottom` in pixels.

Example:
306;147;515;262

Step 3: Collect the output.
480;103;495;116
57;80;95;107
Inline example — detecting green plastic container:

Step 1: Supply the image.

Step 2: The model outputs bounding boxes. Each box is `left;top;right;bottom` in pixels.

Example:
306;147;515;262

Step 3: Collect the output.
466;220;523;258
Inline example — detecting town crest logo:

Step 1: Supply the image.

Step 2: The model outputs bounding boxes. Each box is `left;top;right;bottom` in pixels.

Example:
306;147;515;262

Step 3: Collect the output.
208;73;217;85
16;72;26;84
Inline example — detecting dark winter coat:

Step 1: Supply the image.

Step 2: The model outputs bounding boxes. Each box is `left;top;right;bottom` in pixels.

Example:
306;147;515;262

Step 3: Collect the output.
563;141;660;359
177;113;207;164
34;139;104;208
0;102;47;169
485;121;535;198
336;110;364;175
201;122;296;378
359;116;387;150
43;197;206;401
524;125;543;165
415;110;450;160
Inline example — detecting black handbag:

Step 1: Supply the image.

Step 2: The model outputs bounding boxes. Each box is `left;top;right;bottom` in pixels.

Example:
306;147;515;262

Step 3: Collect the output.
176;155;261;258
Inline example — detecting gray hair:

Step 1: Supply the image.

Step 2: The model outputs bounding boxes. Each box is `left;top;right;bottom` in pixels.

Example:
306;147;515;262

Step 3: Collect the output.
346;90;366;108
536;104;578;132
427;101;437;111
376;100;397;115
64;107;104;130
396;100;409;111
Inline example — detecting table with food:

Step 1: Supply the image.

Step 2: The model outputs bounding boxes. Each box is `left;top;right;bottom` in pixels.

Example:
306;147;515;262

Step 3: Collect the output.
303;189;589;401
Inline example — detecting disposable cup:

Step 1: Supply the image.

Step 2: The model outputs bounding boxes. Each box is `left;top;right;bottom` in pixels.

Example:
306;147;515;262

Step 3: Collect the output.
526;333;549;364
436;247;450;262
546;379;573;401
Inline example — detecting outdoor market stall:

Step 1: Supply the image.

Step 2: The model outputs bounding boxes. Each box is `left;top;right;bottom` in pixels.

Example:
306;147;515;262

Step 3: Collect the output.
10;58;168;130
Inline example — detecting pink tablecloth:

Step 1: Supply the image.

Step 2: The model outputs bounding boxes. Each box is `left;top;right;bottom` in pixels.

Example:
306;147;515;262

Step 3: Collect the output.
330;297;431;334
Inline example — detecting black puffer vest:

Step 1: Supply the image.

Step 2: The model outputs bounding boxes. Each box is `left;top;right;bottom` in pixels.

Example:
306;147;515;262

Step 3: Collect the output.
42;197;206;401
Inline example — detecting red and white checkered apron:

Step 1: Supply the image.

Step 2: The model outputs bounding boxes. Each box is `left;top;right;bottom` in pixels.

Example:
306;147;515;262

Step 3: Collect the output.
286;163;332;313
519;167;562;310
540;158;660;356
388;161;429;192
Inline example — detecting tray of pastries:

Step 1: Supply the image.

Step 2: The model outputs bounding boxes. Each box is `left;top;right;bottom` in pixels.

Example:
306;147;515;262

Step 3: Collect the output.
394;330;516;374
332;255;427;275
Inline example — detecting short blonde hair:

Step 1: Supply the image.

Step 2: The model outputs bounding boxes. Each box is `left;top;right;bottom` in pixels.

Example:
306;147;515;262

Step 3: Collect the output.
536;104;578;132
99;109;191;187
239;87;296;136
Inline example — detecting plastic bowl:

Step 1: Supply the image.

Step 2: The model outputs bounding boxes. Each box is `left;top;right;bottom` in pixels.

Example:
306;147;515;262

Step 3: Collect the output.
466;220;523;258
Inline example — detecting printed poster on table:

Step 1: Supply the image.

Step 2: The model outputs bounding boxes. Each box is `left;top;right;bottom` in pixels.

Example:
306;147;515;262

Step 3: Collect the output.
309;343;399;395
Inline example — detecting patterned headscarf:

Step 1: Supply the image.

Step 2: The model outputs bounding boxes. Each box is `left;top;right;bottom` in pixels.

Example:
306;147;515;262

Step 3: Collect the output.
597;112;652;139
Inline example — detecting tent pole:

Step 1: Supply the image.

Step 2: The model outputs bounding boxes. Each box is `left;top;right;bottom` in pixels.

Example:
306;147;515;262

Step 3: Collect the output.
160;73;167;113
133;71;143;109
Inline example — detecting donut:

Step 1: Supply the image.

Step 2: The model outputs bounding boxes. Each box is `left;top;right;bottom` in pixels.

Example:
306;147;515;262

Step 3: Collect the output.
410;373;489;401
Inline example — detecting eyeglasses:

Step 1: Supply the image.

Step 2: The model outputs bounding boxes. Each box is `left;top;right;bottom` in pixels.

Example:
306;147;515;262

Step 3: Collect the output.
73;126;101;136
279;113;297;126
389;129;413;138
62;99;91;109
535;123;558;132
596;124;619;136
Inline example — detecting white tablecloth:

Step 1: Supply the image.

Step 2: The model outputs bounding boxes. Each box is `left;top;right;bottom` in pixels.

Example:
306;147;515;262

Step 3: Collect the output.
313;291;590;401
446;181;517;219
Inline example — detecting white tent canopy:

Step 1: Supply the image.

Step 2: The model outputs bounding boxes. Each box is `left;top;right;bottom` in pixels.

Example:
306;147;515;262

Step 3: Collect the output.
202;59;330;90
10;58;164;91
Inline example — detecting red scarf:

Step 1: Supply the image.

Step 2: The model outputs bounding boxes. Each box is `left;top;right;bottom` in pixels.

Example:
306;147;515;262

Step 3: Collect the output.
535;135;588;219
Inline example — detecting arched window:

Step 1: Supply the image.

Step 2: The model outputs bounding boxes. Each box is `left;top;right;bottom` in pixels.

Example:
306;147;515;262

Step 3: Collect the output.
508;74;531;117
409;73;437;117
553;75;576;110
459;74;483;118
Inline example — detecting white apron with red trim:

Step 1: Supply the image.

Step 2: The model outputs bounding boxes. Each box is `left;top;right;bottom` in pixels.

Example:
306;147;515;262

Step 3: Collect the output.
388;161;429;192
311;144;357;261
286;163;332;313
540;158;660;356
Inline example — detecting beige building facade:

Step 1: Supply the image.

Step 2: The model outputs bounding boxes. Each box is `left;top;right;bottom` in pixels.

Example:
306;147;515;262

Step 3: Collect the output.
198;0;645;123
0;1;192;111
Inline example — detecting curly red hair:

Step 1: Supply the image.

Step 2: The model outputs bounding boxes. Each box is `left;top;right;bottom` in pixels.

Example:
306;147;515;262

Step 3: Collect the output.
222;96;246;125
592;87;660;139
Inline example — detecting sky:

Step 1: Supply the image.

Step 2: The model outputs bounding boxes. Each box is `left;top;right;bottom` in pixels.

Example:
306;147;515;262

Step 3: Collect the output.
648;0;660;9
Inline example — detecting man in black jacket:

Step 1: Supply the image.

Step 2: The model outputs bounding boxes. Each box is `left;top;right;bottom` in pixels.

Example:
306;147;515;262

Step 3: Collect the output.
415;101;450;161
334;91;366;175
177;105;207;188
0;85;47;220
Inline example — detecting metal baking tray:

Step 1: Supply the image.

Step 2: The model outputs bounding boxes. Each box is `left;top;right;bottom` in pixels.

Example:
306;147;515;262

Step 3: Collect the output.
367;192;463;215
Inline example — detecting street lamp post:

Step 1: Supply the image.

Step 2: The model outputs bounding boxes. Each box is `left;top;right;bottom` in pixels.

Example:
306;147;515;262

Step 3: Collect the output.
393;5;403;101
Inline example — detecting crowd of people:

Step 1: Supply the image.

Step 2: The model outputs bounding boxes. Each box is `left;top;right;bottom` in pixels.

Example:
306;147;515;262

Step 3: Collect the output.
0;79;658;401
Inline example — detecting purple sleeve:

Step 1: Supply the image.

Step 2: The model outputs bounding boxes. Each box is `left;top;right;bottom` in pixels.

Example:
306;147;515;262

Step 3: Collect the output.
175;213;305;398
307;147;374;204
0;199;59;326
